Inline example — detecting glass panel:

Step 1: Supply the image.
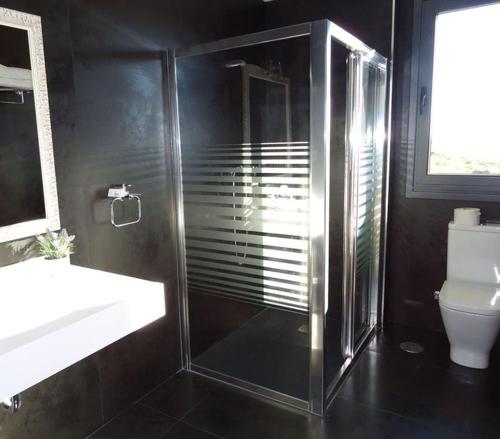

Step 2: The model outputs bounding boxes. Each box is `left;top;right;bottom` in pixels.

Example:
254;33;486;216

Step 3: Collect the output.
176;36;310;401
325;48;386;391
352;61;378;344
428;3;500;176
325;40;350;386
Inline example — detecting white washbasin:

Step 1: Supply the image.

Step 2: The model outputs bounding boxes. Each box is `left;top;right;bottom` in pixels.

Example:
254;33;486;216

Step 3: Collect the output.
0;257;166;400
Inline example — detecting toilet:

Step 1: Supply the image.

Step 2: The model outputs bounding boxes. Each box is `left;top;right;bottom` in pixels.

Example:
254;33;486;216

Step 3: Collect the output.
437;215;500;369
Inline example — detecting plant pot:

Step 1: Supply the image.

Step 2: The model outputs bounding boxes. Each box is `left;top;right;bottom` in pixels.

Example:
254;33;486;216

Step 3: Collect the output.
44;255;70;277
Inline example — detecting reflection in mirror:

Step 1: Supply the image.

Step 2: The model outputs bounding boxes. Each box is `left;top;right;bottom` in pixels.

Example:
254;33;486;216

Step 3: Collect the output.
0;25;45;228
241;63;291;143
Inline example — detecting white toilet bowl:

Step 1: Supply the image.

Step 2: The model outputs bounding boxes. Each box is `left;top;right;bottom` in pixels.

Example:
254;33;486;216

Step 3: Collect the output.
440;304;500;369
438;280;500;369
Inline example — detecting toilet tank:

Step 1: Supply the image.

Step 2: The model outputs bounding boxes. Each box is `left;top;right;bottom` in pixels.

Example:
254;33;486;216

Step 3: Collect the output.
447;223;500;285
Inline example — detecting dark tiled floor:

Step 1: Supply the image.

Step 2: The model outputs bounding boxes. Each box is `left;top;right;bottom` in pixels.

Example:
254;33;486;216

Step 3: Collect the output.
87;324;500;439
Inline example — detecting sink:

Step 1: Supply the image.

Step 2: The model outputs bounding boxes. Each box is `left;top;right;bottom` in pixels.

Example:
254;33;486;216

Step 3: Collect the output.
0;257;165;400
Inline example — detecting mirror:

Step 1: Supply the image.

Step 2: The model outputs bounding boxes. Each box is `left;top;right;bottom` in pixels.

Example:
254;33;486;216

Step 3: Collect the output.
0;7;60;243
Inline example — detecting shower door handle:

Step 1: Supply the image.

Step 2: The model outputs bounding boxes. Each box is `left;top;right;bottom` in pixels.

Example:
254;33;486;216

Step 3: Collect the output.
341;52;358;361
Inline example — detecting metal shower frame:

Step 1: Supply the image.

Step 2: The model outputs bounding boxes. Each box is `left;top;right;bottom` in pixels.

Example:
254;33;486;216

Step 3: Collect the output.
167;19;390;416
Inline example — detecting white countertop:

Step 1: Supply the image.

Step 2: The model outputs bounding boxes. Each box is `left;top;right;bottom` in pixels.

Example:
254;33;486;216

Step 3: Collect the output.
0;257;165;400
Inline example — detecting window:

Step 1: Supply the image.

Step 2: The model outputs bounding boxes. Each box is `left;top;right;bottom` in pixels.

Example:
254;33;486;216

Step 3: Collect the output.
408;0;500;200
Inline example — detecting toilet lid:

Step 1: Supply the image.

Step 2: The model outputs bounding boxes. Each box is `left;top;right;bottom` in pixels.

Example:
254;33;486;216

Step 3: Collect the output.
439;280;500;316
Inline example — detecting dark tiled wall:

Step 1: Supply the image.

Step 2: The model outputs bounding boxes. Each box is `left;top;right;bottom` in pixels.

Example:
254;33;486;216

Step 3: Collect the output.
263;0;500;334
263;0;393;57
385;0;500;331
0;1;264;437
5;0;489;434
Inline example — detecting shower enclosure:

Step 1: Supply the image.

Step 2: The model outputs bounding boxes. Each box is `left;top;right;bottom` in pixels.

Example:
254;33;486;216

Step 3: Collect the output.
168;20;389;415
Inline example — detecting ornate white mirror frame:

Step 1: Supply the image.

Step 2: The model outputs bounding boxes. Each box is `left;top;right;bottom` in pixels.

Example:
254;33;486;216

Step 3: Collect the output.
0;7;60;243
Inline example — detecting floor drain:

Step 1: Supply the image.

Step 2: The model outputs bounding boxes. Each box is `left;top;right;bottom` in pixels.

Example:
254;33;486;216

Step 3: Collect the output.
400;342;424;354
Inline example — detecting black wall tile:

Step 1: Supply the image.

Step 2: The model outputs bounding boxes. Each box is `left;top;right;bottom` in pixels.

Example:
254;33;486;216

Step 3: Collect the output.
4;1;464;436
96;316;180;421
263;0;393;56
0;0;264;437
0;356;102;439
385;0;500;331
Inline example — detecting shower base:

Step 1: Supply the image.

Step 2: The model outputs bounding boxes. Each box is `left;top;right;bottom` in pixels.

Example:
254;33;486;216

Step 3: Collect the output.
192;307;310;401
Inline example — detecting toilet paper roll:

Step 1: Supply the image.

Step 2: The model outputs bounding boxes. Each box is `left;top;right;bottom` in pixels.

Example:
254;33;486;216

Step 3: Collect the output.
453;207;481;226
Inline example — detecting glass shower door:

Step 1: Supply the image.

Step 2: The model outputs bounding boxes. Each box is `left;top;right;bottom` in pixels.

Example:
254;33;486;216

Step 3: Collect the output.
341;53;387;358
175;34;312;405
351;58;387;346
325;41;387;397
171;20;389;415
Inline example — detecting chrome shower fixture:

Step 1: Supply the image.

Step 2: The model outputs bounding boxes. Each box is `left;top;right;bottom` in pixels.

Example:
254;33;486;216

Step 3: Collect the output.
224;59;247;68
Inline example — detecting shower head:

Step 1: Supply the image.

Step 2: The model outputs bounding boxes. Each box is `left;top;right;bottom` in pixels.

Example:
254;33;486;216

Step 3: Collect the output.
224;59;247;68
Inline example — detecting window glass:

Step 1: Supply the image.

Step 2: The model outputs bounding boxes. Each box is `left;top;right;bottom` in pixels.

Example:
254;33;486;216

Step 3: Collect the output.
428;3;500;176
